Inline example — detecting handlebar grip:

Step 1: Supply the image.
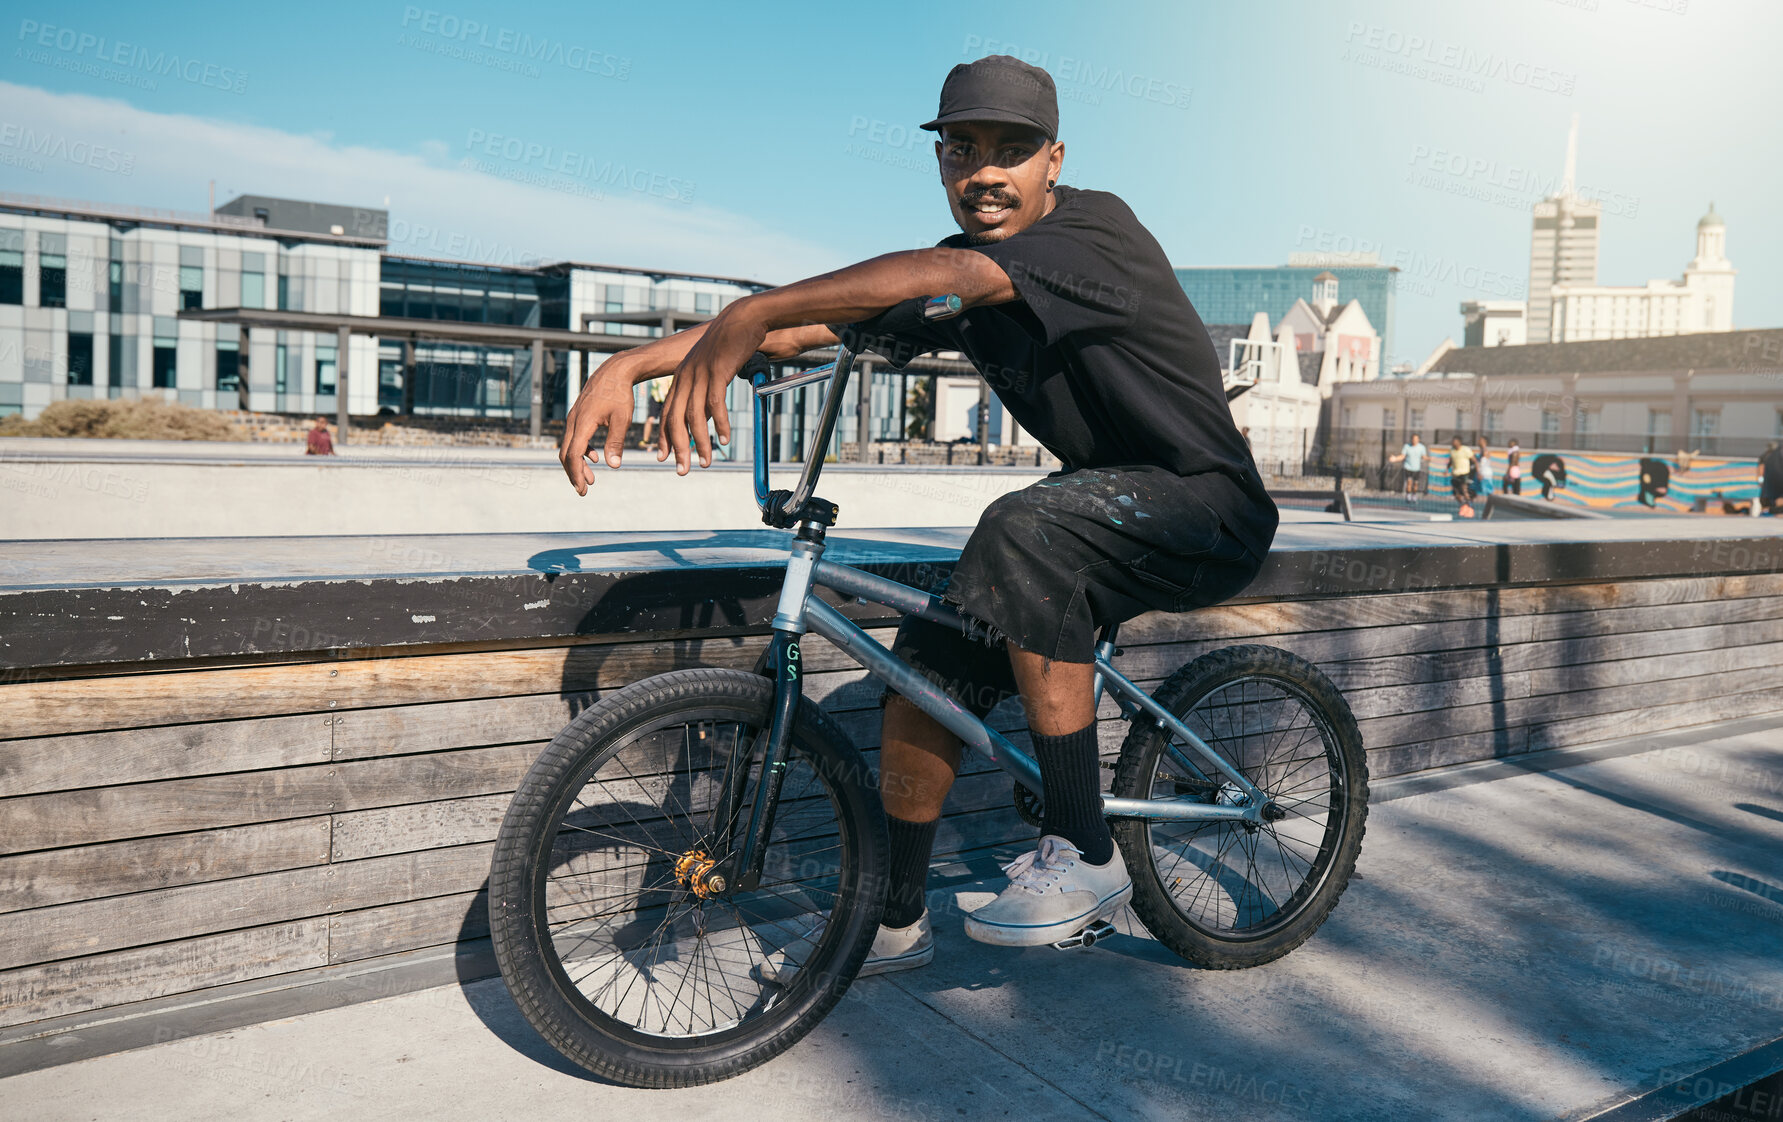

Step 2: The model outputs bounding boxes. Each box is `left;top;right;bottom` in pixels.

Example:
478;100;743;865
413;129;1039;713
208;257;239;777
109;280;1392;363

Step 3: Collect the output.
923;294;964;321
736;351;772;381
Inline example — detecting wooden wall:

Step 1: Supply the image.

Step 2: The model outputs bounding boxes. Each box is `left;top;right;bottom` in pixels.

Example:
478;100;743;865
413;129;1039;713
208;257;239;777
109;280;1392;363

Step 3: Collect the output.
4;570;1782;1032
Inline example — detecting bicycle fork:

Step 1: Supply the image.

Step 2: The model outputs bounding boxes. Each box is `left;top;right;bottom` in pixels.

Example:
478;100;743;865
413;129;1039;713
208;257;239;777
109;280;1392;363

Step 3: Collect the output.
710;534;824;895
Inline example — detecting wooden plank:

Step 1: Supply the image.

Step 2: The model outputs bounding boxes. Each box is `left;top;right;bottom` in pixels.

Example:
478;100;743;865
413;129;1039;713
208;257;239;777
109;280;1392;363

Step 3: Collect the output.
1319;615;1783;693
331;795;511;862
0;744;539;855
0;843;494;972
328;892;488;965
0;819;331;913
0;920;328;1031
329;694;584;761
0;712;333;798
1113;571;1783;646
1358;663;1782;752
1523;684;1783;754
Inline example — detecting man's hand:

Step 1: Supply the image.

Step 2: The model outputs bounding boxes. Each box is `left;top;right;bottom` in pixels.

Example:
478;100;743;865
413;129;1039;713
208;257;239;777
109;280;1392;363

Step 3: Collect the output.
658;301;768;473
559;362;641;495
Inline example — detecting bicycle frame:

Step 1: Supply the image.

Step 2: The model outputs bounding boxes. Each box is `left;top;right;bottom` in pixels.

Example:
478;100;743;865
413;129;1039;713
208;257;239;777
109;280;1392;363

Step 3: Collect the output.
725;307;1271;891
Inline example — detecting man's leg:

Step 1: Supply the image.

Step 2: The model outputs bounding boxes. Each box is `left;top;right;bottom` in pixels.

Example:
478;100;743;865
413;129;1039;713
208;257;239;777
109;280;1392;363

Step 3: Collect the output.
877;694;962;928
1006;646;1112;865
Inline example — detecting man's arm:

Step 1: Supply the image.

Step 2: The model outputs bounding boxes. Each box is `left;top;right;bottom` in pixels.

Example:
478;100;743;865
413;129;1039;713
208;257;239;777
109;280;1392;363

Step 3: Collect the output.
658;248;1016;472
556;321;840;495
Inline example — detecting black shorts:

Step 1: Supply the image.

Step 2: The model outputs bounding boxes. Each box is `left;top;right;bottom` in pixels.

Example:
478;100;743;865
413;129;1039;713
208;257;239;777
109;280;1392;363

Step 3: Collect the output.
883;466;1269;719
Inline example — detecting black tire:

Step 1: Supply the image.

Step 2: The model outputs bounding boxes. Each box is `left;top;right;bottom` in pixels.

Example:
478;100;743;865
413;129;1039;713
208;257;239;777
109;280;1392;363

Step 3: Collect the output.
1110;645;1367;969
488;668;886;1087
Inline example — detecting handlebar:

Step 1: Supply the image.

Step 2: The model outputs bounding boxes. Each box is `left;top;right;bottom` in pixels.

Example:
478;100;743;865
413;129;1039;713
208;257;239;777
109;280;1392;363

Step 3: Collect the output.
748;294;963;525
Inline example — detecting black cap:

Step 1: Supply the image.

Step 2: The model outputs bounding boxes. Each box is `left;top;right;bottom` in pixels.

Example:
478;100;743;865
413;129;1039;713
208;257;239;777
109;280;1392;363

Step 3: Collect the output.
920;55;1059;140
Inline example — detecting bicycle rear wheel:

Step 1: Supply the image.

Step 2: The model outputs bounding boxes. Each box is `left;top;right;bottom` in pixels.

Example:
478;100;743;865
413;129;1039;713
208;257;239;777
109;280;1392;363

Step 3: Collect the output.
488;668;886;1087
1111;644;1367;969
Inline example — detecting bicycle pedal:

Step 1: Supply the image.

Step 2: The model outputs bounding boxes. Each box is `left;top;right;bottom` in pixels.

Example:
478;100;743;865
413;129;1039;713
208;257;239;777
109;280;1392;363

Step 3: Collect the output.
1051;919;1117;951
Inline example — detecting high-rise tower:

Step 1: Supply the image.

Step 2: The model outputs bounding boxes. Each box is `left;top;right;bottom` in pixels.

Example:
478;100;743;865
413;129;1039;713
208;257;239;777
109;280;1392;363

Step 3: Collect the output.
1527;115;1602;344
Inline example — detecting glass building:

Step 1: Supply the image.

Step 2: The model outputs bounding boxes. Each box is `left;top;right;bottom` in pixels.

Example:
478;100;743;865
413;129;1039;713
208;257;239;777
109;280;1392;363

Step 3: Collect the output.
1175;265;1398;364
0;194;767;423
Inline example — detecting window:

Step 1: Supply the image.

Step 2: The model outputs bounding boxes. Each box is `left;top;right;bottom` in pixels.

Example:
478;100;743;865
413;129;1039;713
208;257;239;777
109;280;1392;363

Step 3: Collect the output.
179;265;203;311
152;318;178;389
1577;409;1599;434
108;333;123;392
1383;408;1396;433
1485;408;1504;434
0;246;20;305
216;335;241;393
39;251;67;308
316;343;337;395
67;332;94;385
1408;407;1424;436
1540;410;1560;435
242;270;264;309
380;282;404;318
1647;409;1670;436
1691;408;1719;439
108;260;122;309
695;293;712;314
1341;406;1354;429
275;343;289;394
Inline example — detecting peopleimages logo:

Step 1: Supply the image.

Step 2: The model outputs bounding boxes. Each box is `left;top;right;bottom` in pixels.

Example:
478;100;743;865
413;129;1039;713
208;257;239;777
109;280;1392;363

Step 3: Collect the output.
398;8;630;79
15;19;249;93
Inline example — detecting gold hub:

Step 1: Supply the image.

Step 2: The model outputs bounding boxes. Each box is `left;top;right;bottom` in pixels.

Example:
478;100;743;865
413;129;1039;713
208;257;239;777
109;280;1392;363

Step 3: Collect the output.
675;849;721;899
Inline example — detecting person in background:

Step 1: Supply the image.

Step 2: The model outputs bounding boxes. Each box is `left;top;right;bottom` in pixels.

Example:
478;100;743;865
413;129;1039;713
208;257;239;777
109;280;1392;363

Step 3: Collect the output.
1388;433;1426;504
1759;442;1783;515
305;416;335;456
640;376;669;450
1447;437;1476;517
1474;438;1494;497
1504;439;1522;495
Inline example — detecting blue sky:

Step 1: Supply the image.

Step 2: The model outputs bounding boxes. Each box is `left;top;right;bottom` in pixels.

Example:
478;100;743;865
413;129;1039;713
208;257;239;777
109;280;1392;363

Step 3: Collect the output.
3;0;1778;366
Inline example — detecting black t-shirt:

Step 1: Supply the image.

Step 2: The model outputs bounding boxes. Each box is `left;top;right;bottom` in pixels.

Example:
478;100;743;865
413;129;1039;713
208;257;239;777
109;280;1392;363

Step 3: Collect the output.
829;185;1277;559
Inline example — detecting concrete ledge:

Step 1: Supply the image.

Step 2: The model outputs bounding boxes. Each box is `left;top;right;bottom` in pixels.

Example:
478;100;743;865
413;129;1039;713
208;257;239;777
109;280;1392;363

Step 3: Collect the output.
4;519;1781;669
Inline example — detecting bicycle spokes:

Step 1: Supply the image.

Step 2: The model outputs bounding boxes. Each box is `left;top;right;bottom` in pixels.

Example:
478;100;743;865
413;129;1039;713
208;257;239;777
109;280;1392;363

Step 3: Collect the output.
1145;677;1343;936
539;718;850;1038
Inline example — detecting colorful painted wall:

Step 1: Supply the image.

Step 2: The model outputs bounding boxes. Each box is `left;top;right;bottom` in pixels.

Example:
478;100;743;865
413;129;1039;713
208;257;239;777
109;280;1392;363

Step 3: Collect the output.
1429;450;1765;512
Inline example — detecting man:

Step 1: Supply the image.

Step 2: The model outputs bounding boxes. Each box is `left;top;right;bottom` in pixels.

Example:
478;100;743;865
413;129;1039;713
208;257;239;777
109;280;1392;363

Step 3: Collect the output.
1388;434;1425;503
1447;437;1476;517
556;55;1277;967
638;375;669;449
1760;442;1783;514
1504;439;1522;495
305;416;334;456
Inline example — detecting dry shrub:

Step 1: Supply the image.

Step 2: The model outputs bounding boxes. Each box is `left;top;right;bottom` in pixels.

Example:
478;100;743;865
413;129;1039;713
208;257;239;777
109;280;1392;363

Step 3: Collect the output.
0;399;244;441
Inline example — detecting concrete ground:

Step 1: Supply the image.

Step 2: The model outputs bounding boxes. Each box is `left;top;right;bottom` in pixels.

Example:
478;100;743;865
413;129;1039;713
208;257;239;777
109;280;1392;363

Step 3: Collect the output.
5;718;1781;1121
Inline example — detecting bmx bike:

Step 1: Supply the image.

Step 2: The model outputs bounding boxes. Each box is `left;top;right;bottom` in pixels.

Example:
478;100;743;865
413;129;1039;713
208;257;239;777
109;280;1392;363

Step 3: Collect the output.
488;295;1368;1087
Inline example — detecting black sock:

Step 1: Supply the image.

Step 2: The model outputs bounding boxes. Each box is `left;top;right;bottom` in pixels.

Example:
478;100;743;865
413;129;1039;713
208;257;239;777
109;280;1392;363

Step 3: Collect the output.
1032;723;1114;865
882;814;939;928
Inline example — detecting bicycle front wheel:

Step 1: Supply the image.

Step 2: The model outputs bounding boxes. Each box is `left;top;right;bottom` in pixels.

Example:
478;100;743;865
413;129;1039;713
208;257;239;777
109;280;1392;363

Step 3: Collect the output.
1111;644;1367;969
488;668;886;1087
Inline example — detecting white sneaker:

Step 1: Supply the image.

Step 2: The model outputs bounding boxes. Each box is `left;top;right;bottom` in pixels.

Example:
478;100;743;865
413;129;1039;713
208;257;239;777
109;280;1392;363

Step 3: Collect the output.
858;910;934;976
963;836;1132;947
754;910;933;985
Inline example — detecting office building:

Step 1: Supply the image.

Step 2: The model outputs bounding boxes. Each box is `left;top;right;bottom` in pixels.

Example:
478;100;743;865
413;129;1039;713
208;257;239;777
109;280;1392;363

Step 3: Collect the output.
0;192;768;423
1527;116;1602;344
1175;260;1397;365
1548;204;1736;342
